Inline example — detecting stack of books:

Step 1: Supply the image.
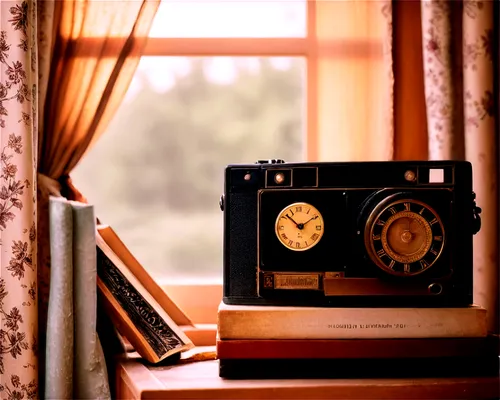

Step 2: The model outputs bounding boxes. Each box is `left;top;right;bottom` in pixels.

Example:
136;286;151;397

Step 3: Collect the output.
216;302;498;378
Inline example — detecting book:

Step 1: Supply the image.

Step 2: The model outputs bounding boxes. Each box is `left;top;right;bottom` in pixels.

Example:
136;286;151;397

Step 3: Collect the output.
97;224;193;327
46;197;111;399
216;337;498;360
218;357;500;380
217;302;488;340
96;232;194;363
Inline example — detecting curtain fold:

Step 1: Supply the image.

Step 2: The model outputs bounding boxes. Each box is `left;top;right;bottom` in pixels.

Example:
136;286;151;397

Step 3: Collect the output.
0;0;39;397
393;0;428;161
421;0;499;333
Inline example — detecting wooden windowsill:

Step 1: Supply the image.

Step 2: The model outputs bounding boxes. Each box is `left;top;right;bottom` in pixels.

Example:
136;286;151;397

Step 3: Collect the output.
115;348;500;400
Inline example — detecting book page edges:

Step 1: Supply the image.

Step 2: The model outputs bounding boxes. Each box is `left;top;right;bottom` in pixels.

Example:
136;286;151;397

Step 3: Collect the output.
97;278;193;363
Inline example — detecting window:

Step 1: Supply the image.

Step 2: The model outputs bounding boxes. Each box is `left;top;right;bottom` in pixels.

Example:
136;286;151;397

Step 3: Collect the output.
72;1;310;285
72;0;387;325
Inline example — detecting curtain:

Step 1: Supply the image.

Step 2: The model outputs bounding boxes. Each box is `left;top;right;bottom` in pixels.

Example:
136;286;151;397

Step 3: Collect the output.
314;0;394;162
35;0;159;398
37;1;160;343
0;0;39;397
393;0;429;161
421;0;499;333
1;0;160;396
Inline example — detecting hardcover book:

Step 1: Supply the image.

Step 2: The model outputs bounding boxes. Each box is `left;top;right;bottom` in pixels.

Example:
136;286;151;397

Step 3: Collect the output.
217;302;488;340
216;337;498;360
97;224;193;327
96;233;194;363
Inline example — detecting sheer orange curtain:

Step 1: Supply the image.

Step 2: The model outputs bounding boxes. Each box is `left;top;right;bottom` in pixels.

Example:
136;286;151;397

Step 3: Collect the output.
313;0;394;162
392;0;428;161
313;0;428;162
38;1;160;181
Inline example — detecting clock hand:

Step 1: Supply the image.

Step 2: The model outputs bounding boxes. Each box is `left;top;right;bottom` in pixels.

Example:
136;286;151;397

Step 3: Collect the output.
302;215;319;226
286;214;303;229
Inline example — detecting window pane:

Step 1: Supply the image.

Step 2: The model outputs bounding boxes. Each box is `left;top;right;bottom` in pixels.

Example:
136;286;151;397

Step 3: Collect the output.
72;56;306;283
149;1;307;38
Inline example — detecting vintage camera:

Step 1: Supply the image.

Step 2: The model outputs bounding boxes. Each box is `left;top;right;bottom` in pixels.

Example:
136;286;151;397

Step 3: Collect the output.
220;160;482;307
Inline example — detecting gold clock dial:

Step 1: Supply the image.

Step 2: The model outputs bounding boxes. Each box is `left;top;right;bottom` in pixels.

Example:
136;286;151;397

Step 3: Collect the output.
365;198;445;276
275;202;324;251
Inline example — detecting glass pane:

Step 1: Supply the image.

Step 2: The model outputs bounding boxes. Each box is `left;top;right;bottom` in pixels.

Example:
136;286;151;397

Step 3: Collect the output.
72;56;306;282
149;0;307;38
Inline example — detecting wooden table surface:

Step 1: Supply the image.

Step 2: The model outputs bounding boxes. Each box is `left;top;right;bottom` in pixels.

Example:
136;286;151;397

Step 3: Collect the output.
115;348;500;400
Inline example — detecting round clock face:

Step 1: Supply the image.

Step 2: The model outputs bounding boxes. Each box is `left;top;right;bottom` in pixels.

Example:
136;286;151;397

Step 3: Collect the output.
275;202;324;251
365;198;445;276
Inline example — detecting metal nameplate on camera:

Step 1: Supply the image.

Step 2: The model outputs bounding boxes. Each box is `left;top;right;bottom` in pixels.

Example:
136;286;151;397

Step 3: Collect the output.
272;273;320;290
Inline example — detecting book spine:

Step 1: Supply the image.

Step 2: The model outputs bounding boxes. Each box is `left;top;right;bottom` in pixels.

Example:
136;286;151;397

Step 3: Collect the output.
218;308;487;339
216;338;496;359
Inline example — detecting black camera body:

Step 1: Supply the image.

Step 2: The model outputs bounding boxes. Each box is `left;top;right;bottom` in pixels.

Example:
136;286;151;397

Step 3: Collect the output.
220;160;482;308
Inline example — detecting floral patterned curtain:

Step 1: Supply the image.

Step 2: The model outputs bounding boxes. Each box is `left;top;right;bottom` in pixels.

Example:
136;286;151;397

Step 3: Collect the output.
421;0;498;332
1;0;160;397
0;1;39;398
